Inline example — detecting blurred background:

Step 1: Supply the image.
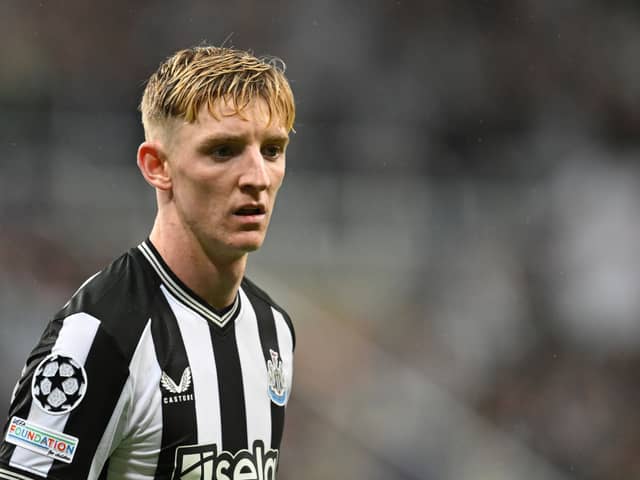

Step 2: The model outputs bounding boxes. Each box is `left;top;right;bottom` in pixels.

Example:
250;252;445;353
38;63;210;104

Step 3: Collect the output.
2;0;640;478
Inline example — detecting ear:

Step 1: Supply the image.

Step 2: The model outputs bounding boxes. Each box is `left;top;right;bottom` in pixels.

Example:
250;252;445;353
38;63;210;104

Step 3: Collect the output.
137;141;172;191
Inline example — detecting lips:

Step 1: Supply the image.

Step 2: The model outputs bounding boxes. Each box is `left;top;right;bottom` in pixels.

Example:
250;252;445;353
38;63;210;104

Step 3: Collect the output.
234;204;266;216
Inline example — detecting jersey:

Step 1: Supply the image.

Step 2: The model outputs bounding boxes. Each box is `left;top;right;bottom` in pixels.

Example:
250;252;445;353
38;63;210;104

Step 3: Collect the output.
0;240;295;480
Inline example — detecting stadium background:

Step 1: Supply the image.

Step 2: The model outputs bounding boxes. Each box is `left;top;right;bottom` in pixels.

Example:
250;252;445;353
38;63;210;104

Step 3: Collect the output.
2;1;640;478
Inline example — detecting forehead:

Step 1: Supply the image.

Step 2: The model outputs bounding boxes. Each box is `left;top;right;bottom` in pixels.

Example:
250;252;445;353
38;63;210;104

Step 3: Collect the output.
195;98;288;137
163;98;289;155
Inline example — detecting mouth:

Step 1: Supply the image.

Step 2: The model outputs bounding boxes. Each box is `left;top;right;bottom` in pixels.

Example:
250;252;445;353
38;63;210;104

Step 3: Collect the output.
233;204;267;217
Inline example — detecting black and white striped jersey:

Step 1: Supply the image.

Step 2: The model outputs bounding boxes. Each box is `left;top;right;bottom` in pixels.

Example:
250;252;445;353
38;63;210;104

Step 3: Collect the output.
0;240;295;480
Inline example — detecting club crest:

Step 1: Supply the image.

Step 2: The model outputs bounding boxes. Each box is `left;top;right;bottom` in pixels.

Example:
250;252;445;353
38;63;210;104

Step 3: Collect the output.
267;350;287;406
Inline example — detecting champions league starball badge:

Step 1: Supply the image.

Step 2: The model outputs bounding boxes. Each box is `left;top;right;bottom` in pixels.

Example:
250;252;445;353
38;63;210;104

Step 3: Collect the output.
31;353;88;415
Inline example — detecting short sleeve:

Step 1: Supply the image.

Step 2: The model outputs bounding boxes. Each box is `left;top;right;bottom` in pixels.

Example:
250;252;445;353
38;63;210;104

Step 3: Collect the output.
0;312;131;480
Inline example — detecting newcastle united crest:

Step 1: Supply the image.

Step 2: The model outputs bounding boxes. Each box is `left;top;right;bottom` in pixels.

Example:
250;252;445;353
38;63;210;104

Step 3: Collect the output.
267;349;287;406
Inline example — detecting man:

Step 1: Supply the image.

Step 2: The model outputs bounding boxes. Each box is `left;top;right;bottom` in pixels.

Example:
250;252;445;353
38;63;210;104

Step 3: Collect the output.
0;46;296;480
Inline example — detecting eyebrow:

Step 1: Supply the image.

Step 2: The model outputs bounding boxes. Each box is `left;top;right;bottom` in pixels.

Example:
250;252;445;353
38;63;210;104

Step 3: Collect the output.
196;133;290;153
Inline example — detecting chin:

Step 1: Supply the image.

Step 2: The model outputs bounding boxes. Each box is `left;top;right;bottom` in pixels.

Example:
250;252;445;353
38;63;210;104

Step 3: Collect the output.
230;232;265;253
236;242;261;253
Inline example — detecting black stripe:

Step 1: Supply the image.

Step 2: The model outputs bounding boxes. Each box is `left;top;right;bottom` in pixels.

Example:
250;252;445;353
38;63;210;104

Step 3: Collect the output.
97;458;110;480
151;293;198;479
278;309;296;352
211;327;247;452
247;294;285;450
49;327;129;478
0;318;64;465
241;277;295;351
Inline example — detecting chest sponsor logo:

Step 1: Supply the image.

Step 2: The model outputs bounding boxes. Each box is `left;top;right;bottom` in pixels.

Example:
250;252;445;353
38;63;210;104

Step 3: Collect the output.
31;353;88;415
5;416;79;464
173;440;278;480
161;367;194;404
267;350;287;406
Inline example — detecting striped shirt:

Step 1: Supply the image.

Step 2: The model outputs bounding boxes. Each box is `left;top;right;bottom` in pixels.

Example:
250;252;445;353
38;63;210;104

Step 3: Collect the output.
0;240;295;480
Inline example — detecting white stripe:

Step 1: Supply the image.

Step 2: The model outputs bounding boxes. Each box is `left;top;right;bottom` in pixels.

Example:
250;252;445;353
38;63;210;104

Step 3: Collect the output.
162;289;222;446
87;322;154;480
53;313;100;363
236;288;271;445
273;309;294;405
137;243;239;328
0;466;38;480
10;313;100;477
104;319;163;479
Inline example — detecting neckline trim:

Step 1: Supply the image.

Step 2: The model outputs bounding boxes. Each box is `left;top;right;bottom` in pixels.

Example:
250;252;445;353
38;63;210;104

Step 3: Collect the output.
137;240;241;328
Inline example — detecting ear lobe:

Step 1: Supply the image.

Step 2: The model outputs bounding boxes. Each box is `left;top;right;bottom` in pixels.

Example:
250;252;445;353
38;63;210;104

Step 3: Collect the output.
137;141;171;190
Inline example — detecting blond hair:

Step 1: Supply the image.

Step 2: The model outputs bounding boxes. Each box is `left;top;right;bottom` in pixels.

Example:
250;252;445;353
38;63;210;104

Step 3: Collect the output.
140;46;295;139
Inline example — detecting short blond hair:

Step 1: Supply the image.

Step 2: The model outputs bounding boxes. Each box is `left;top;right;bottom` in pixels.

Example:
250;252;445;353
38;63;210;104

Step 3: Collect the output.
139;46;295;139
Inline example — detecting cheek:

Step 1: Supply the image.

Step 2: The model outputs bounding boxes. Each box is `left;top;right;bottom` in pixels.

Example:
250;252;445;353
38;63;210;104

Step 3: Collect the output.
172;171;221;217
269;178;284;204
174;161;225;196
270;164;286;191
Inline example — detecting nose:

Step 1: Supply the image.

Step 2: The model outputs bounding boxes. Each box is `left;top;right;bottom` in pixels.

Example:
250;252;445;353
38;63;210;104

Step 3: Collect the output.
238;146;270;192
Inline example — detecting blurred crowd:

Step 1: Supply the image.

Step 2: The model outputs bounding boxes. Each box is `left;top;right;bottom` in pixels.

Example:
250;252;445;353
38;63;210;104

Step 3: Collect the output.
2;1;640;478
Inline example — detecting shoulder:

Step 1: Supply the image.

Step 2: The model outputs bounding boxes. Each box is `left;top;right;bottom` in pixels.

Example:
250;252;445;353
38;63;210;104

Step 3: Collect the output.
241;276;296;350
54;246;159;362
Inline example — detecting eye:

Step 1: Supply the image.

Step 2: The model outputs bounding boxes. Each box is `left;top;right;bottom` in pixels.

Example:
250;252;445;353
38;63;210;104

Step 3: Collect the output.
261;144;284;160
209;144;237;161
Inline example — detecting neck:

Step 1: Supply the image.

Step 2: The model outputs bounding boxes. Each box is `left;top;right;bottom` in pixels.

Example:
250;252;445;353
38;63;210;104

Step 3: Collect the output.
148;218;247;310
